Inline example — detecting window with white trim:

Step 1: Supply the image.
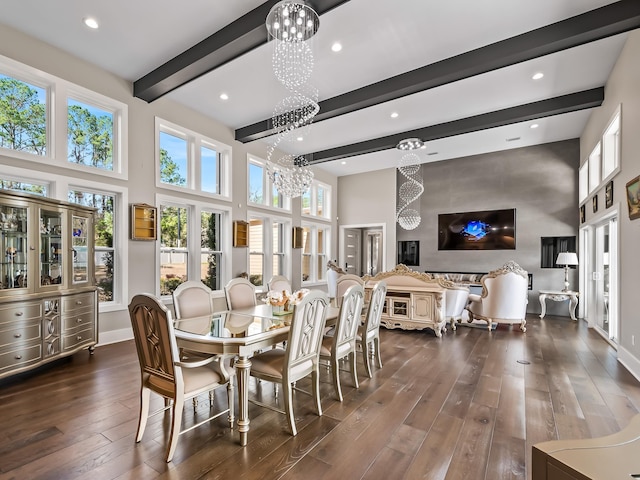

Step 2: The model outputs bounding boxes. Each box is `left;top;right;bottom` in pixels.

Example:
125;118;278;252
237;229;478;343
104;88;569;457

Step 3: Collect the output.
156;118;230;198
248;212;291;289
0;174;48;196
588;142;601;194
302;180;330;219
158;196;230;297
301;223;329;284
578;161;588;204
602;107;621;181
247;155;289;210
0;55;128;179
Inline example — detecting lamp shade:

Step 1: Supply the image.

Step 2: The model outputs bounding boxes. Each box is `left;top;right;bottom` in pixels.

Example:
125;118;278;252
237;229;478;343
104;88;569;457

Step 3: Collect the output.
556;252;579;266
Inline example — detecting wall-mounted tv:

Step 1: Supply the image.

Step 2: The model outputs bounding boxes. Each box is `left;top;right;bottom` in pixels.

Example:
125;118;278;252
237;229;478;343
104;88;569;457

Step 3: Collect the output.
438;208;516;250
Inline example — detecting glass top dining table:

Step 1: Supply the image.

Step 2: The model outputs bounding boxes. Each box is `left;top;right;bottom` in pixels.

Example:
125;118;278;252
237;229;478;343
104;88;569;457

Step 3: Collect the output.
173;303;338;446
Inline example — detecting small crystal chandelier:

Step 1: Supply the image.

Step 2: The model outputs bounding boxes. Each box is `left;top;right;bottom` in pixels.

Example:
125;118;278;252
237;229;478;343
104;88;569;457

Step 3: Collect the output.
265;1;320;199
396;139;425;230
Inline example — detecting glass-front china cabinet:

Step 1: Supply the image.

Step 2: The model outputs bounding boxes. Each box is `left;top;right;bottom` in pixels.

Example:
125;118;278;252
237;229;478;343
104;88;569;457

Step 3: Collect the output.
0;189;97;380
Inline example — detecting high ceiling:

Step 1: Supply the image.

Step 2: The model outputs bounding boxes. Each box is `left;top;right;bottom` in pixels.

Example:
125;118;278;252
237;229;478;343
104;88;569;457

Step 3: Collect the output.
1;0;637;177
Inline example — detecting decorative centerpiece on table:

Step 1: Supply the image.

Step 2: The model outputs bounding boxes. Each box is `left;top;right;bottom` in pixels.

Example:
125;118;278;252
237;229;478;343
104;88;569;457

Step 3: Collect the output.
263;289;310;315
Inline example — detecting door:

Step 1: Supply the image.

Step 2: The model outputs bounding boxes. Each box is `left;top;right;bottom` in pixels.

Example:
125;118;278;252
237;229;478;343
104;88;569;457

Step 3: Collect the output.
365;230;382;276
594;217;618;343
343;228;361;275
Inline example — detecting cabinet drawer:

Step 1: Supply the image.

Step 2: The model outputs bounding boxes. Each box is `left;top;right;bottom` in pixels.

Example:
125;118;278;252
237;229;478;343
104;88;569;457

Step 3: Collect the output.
62;310;94;331
61;292;95;313
0;342;42;374
0;302;42;328
0;319;41;349
62;327;94;351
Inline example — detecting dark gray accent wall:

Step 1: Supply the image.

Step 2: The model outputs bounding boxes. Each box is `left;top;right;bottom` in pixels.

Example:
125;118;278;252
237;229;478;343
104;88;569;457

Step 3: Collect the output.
397;139;580;317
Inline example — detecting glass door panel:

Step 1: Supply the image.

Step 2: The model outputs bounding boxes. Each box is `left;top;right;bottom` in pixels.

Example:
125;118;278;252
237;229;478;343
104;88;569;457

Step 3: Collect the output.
0;203;29;292
71;215;89;284
40;208;64;288
594;217;618;343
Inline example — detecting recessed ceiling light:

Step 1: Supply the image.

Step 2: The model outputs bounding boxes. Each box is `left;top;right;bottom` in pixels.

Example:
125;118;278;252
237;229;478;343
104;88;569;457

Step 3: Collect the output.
331;42;342;52
83;17;99;29
341;161;346;165
390;112;399;119
219;93;229;100
532;72;544;80
296;136;304;141
530;123;539;129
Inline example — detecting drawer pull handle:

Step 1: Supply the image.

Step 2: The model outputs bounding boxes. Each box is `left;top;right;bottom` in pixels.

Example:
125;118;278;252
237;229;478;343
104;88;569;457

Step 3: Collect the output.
15;312;24;317
14;355;22;360
76;301;83;305
14;333;22;338
76;318;82;323
77;335;82;341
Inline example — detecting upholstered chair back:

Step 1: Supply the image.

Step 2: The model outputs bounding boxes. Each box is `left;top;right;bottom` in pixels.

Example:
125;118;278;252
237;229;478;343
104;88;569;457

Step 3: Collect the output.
224;278;257;310
172;280;214;319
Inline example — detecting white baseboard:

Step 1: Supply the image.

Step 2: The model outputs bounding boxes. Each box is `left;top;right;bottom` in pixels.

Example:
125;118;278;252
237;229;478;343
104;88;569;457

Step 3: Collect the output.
97;327;133;346
618;345;640;383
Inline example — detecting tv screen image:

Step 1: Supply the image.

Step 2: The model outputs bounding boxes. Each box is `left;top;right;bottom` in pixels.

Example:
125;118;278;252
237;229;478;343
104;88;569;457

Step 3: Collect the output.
438;209;516;250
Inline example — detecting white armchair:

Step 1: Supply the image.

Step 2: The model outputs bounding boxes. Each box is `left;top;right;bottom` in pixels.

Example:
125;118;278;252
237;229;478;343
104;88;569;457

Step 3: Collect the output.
438;280;470;331
466;261;529;332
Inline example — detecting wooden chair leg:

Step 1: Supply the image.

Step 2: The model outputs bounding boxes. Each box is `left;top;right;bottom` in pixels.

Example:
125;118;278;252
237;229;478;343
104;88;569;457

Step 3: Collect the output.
136;387;151;442
166;396;184;462
283;381;297;436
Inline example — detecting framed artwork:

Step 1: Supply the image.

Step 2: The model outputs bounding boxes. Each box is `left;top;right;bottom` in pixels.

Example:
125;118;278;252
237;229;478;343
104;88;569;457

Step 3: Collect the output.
605;180;613;209
130;203;157;240
580;204;585;224
592;194;598;214
626;175;640;220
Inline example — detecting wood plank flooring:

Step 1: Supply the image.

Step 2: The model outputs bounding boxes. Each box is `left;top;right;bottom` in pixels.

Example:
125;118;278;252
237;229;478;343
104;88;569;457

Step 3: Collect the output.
1;315;639;480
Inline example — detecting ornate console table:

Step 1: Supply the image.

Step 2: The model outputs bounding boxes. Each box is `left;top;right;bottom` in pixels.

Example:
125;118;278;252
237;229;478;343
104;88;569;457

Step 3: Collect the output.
538;290;579;321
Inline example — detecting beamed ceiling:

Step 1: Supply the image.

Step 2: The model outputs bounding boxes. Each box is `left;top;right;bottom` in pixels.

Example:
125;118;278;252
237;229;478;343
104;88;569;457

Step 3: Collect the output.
1;0;638;176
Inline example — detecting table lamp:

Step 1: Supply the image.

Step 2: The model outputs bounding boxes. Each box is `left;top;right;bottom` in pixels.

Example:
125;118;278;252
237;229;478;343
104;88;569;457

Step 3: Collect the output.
556;252;579;292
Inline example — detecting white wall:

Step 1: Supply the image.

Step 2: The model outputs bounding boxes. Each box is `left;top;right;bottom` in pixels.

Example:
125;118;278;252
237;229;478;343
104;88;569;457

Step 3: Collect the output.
0;24;338;341
580;31;640;377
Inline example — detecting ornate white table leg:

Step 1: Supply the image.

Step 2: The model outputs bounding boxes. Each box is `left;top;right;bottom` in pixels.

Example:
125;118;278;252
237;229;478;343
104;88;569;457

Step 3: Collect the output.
539;293;547;319
569;295;578;321
235;355;251;446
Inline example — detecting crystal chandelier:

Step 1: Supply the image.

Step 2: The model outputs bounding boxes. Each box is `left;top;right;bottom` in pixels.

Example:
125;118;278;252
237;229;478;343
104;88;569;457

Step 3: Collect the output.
265;1;320;198
396;139;425;230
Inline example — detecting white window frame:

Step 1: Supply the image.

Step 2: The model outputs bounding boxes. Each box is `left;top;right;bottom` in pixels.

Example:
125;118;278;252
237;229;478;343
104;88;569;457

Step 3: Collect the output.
302;179;331;219
156;193;232;300
578;160;588;204
247;210;292;292
0;54;129;180
301;221;330;286
155;117;231;200
588;142;601;194
247;154;291;212
601;105;621;183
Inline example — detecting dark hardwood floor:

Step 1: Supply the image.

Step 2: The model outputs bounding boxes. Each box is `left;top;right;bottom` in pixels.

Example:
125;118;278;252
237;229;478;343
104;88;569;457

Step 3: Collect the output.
2;315;639;480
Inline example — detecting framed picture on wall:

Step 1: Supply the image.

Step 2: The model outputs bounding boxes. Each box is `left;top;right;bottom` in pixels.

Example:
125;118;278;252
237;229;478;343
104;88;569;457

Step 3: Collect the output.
592;194;598;214
579;204;586;224
626;175;640;220
605;180;614;209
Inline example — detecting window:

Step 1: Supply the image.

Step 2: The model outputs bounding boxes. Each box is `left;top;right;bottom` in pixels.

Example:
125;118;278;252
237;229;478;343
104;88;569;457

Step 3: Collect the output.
0;73;47;156
302;180;330;219
248;212;291;289
158;195;231;297
578;161;588;204
0;176;47;196
68;189;115;303
67;98;113;171
602;107;621;181
247;155;289;210
201;210;222;290
301;223;329;284
1;56;128;179
156;118;230;198
588;142;601;194
160;204;188;295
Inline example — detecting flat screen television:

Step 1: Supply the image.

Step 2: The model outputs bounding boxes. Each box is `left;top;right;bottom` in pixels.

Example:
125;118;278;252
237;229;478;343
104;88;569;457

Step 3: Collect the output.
438;208;516;250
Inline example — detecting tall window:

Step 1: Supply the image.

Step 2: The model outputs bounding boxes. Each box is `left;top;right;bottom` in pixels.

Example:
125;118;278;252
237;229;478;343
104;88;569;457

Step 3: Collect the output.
301;223;329;284
156;118;230;198
302;180;330;219
247;155;288;210
68;189;115;303
201;210;222;290
0;74;47;156
602;108;621;181
579;161;588;204
67;98;113;171
248;219;265;287
272;221;286;279
160;204;188;295
588;143;601;194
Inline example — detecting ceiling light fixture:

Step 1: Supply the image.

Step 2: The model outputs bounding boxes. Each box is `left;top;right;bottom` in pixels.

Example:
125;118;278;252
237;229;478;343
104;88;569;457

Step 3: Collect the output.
530;123;539;129
390;112;399;119
396;138;424;231
83;17;99;29
265;1;320;198
532;72;544;80
331;42;342;52
219;93;229;100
